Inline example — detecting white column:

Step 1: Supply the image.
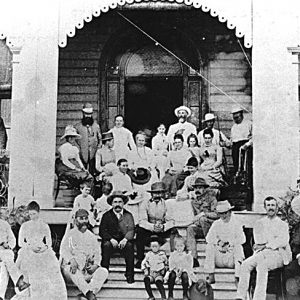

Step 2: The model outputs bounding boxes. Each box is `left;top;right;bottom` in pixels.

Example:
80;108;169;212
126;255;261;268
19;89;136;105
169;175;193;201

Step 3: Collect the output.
252;1;300;211
8;1;59;208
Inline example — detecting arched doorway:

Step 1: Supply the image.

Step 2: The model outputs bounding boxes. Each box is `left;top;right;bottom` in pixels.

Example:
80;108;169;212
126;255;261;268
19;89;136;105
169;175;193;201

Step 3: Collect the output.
100;23;204;134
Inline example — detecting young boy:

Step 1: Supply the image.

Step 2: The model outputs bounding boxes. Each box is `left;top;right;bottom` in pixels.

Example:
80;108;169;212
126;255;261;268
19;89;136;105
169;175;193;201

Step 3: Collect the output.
141;235;168;300
94;182;113;224
72;183;96;227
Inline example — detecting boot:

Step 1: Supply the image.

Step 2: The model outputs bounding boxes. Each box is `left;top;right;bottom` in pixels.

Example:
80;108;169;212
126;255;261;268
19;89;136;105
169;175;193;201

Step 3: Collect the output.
206;273;215;284
16;275;30;292
86;290;96;300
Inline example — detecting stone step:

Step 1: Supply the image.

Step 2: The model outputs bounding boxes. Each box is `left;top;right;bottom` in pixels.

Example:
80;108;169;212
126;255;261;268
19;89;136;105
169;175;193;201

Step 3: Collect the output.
67;281;237;300
108;266;235;283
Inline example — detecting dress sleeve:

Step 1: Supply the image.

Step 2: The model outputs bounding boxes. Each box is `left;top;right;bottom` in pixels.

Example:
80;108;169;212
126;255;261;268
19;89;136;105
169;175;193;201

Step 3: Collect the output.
18;223;27;248
213;146;223;168
44;223;52;248
168;252;176;271
60;144;76;170
6;222;16;249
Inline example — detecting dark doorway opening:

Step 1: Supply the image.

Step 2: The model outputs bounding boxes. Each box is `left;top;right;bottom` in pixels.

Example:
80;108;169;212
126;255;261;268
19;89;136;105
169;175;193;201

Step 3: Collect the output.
125;78;183;137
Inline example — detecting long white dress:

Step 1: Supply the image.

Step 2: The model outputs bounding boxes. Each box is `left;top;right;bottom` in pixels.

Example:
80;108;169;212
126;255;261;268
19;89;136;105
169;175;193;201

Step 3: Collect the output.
14;219;67;300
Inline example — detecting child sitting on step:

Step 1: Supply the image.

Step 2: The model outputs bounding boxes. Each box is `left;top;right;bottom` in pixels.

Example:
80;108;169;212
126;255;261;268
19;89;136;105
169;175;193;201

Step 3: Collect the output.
167;235;197;300
141;235;168;300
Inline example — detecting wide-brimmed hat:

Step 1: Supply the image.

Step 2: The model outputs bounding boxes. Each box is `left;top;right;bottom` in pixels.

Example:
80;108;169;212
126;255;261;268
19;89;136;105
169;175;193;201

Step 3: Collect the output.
107;191;129;205
192;177;209;188
75;208;89;218
147;182;166;193
186;157;198;168
216;200;234;213
174;106;191;117
128;168;151;185
102;131;114;141
82;103;93;114
202;113;216;123
231;105;243;114
60;125;81;140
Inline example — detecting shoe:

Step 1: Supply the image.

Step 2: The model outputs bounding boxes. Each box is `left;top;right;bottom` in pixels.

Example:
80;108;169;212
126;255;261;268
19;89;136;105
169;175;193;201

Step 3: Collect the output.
193;258;200;268
148;297;155;300
86;290;96;300
167;297;174;300
126;276;135;284
135;260;142;269
206;273;215;284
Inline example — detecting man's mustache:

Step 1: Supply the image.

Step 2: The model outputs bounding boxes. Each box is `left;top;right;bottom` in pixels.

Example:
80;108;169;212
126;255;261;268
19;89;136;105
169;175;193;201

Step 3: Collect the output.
78;222;88;228
115;205;122;209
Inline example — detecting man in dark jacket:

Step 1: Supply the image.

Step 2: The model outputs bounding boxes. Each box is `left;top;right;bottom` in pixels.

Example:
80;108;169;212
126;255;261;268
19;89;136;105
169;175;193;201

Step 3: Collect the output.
99;191;135;283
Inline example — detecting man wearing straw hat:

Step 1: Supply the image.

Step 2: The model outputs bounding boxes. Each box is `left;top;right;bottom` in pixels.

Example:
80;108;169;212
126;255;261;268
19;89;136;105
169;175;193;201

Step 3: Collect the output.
75;103;102;175
204;200;245;284
198;113;230;148
166;105;197;149
236;196;292;300
230;105;252;174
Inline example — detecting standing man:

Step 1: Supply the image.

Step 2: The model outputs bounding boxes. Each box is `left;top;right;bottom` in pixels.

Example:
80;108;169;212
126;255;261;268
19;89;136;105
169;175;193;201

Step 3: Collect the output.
186;177;219;259
204;200;245;284
99;191;135;284
110;115;136;161
230;106;252;174
236;196;292;300
0;218;30;300
135;182;177;269
198;113;230;147
167;106;197;149
75;103;101;175
60;209;108;300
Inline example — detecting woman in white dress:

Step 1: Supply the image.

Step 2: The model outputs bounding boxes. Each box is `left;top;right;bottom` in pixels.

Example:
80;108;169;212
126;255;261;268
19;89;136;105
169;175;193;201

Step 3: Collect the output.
15;201;67;300
151;123;169;180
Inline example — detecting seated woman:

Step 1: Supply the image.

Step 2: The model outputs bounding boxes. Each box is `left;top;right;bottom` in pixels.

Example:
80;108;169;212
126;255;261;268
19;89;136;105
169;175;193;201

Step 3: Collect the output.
16;201;67;300
56;125;93;188
162;134;192;197
95;131;116;175
187;133;201;162
199;128;225;187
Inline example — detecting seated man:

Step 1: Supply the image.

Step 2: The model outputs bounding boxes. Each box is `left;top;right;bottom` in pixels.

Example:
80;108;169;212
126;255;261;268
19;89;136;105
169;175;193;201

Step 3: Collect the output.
0;218;30;300
204;200;245;284
60;209;108;300
186;178;219;259
135;182;177;269
99;191;135;284
236;196;292;300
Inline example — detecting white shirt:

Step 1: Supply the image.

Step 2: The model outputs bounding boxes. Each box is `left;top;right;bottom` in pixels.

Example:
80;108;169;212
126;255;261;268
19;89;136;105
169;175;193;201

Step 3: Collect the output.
167;122;197;148
231;119;252;144
198;128;230;147
73;194;95;212
110;127;136;160
128;146;155;169
58;142;84;170
109;170;134;194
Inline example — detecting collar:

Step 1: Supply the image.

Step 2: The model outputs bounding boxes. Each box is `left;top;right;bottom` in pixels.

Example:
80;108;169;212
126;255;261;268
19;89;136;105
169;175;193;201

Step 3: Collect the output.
113;209;124;217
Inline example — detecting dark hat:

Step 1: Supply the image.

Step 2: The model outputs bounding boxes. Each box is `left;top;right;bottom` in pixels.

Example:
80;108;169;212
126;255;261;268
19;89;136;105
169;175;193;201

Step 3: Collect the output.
102;131;114;141
147;182;166;193
187;157;198;167
107;191;129;206
192;177;209;188
75;209;89;218
147;235;164;246
128;168;151;185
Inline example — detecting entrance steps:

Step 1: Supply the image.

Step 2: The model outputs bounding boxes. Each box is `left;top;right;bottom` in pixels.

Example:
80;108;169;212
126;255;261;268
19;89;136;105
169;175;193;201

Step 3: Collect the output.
66;239;238;300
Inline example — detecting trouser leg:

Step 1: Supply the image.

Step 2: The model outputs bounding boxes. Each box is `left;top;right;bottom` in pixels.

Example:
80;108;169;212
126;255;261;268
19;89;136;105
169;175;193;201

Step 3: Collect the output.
198;216;214;238
136;226;152;262
155;279;166;299
101;241;113;271
204;243;216;274
122;241;135;278
89;267;109;294
0;262;9;299
186;224;202;259
144;276;154;298
65;268;90;295
181;272;189;297
168;270;176;297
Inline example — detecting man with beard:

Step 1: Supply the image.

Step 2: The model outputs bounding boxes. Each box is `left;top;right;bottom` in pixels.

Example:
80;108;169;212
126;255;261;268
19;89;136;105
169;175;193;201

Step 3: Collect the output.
60;209;108;300
99;191;135;284
75;103;102;175
186;177;219;259
236;197;292;300
197;113;230;148
166;106;197;149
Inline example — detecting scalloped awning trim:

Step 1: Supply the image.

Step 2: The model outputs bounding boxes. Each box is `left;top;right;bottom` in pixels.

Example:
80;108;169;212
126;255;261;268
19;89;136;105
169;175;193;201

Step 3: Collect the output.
0;0;252;49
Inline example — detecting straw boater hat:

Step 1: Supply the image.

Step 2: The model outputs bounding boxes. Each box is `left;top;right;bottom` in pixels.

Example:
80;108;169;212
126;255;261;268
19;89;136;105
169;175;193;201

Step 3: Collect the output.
202;113;216;123
128;168;151;185
231;105;243;114
192;177;209;188
174;105;192;117
147;182;166;193
107;191;129;205
60;125;81;140
216;200;234;213
101;131;114;141
82;102;93;114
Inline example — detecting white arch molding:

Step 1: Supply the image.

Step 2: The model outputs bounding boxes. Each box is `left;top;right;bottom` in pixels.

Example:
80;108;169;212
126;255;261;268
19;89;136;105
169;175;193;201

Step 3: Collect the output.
0;0;252;50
